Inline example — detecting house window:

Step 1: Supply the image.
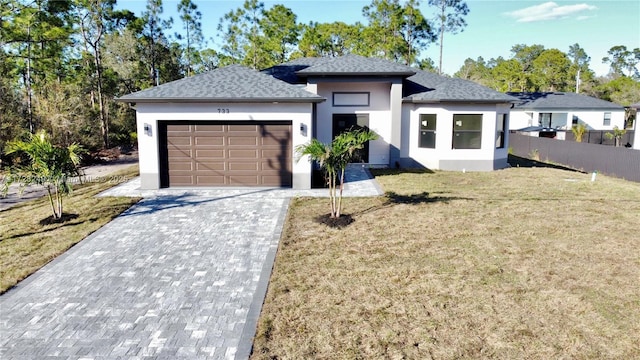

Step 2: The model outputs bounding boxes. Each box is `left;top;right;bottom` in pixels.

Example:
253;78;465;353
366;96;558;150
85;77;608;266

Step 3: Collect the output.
603;112;611;126
452;114;482;149
332;92;370;107
572;115;578;125
419;114;437;148
539;113;552;127
496;114;506;149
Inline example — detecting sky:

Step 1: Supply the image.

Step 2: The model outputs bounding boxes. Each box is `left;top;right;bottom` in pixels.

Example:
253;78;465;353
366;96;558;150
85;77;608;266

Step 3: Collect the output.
115;0;640;76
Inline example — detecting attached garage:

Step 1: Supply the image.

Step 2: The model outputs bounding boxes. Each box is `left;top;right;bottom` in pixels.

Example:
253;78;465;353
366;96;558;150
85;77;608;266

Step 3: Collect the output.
116;64;324;190
159;121;292;187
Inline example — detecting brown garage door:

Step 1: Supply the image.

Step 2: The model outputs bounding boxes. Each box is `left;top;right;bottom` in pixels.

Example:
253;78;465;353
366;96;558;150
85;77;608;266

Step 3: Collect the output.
161;121;292;187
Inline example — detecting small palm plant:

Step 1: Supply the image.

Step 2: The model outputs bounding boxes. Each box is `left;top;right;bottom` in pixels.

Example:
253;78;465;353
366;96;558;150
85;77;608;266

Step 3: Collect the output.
605;126;627;147
2;130;83;220
571;123;588;142
297;128;378;218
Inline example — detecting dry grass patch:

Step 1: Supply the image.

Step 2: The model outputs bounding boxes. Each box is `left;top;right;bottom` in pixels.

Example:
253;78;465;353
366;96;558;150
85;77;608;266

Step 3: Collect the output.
0;166;140;294
252;167;640;359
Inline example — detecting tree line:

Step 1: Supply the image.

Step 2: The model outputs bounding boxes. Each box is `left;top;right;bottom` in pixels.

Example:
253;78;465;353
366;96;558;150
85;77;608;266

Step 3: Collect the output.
454;44;640;106
1;0;638;162
1;0;469;157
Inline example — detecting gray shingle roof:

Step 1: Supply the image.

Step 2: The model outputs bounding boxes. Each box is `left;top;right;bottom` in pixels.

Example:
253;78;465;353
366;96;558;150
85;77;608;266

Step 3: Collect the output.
629;102;640;109
264;56;514;103
507;92;623;110
404;70;517;103
117;64;324;103
294;54;416;76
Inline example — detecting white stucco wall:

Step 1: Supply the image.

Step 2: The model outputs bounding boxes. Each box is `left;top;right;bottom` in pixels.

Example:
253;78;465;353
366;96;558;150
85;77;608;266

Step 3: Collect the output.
570;110;625;130
134;102;314;189
402;103;510;171
509;110;535;130
312;81;393;165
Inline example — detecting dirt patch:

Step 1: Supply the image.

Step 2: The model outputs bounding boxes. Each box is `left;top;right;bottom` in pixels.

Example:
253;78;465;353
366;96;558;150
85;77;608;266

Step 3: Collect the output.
38;213;79;225
314;213;355;228
82;147;137;166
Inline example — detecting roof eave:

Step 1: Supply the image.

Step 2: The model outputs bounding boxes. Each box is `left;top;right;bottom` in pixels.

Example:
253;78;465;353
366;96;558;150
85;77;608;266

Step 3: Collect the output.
403;98;515;104
513;106;624;110
115;97;326;104
297;71;416;77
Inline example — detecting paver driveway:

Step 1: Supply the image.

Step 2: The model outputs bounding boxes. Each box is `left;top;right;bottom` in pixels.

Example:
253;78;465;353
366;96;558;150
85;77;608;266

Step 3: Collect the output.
0;190;289;359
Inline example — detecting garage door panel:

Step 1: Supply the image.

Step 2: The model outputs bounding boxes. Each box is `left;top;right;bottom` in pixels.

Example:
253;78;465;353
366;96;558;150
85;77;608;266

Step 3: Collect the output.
228;124;258;132
262;175;291;185
169;175;194;184
195;137;224;146
262;124;290;131
195;162;225;171
195;149;225;158
167;125;191;132
168;137;192;146
262;127;291;134
168;149;192;157
229;175;260;185
261;161;288;171
194;124;224;132
261;149;291;158
262;136;290;146
228;149;258;158
228;136;258;146
169;162;193;171
196;175;225;185
228;162;259;171
164;122;291;187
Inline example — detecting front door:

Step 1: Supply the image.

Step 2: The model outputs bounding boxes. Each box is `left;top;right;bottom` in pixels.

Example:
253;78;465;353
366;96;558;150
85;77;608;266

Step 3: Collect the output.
332;114;370;163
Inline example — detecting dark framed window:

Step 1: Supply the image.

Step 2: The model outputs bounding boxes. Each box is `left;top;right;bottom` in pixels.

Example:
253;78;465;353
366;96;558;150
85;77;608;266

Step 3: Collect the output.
452;114;482;149
539;113;552;127
496;114;506;149
603;112;611;126
419;114;437;148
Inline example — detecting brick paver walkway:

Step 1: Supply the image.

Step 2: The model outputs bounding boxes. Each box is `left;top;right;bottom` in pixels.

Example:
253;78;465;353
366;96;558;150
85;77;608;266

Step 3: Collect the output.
0;192;288;359
0;164;382;359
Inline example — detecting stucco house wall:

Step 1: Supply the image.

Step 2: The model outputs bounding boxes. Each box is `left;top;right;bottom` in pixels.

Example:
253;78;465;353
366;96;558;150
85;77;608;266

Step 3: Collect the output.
134;102;314;189
570;110;625;130
314;81;393;165
401;103;510;171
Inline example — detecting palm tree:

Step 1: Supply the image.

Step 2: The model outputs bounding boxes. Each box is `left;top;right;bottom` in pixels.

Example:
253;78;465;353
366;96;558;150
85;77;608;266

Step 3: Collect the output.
3;131;83;220
297;128;378;218
571;123;588;142
605;126;627;147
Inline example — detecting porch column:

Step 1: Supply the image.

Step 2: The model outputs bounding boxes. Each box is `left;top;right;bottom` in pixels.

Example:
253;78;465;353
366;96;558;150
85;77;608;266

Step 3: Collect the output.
389;79;403;166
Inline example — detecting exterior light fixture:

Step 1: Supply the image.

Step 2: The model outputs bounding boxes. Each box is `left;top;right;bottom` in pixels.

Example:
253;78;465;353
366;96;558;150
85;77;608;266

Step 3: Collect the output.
144;123;152;136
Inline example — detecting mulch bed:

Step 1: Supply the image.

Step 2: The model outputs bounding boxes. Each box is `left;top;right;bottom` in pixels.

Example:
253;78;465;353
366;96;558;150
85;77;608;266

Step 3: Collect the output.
314;213;355;228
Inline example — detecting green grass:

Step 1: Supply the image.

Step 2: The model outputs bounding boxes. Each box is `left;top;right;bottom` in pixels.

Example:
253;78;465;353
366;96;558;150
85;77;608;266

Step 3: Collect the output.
252;166;640;359
0;166;140;294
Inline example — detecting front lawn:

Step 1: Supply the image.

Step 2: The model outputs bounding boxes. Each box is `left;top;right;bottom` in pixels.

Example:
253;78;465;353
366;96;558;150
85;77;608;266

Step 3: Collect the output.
252;167;640;359
0;166;140;294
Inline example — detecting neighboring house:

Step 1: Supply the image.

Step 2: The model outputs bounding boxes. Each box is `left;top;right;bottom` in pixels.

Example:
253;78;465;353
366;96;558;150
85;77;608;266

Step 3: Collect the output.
507;92;625;136
118;55;515;190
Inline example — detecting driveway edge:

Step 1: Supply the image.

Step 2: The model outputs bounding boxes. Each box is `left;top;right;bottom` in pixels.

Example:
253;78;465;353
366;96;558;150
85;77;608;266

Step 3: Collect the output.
235;198;290;360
